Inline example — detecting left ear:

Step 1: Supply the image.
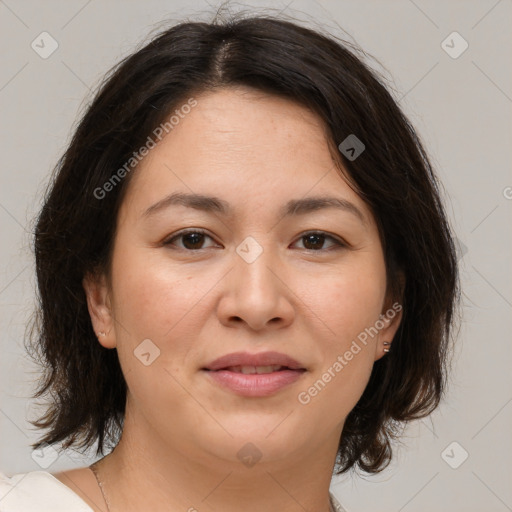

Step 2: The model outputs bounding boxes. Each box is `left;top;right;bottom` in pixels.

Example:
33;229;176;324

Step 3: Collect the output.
374;272;405;361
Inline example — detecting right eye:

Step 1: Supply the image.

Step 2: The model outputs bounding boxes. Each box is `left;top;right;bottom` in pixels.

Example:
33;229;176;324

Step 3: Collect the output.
163;229;219;251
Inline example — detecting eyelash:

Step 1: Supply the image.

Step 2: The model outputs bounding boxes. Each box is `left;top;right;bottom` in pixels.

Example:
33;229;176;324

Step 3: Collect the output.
163;229;347;253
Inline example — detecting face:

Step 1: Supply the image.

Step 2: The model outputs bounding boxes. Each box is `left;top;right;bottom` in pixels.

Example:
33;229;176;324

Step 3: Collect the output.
85;87;402;467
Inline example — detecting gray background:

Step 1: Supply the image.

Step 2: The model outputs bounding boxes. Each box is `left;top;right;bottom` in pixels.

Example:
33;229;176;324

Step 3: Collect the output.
1;1;511;511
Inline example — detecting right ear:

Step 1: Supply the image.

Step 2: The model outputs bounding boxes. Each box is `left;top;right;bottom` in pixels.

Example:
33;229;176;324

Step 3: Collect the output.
82;271;116;349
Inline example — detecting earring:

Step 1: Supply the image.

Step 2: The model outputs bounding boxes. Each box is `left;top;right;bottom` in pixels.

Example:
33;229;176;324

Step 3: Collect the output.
97;331;106;337
383;341;391;353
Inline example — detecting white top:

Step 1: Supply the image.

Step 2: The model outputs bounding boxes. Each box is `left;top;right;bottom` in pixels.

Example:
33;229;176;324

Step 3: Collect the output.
0;470;348;511
0;471;93;511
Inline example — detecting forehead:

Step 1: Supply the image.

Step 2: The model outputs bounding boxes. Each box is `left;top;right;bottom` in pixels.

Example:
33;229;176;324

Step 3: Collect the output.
167;87;332;165
119;87;374;227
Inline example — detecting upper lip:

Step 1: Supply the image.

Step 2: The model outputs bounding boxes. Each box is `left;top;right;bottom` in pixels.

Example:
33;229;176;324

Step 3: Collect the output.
203;351;306;371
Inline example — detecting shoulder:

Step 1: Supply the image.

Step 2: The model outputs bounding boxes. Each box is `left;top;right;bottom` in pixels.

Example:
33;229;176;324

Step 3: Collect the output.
0;470;94;512
329;490;349;512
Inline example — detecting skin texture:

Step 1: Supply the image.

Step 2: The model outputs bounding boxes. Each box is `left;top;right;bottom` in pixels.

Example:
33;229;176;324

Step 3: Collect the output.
54;86;403;512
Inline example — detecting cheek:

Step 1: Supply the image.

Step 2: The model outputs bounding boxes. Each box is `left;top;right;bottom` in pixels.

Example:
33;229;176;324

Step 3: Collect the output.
108;249;205;407
304;259;386;345
108;243;230;383
110;245;204;337
296;259;385;413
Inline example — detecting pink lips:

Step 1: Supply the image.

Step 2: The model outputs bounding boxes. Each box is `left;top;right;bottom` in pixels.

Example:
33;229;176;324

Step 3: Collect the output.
204;351;305;371
202;351;307;397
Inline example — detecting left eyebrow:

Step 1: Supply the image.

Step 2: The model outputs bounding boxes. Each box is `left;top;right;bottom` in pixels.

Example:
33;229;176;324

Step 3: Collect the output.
142;192;367;226
283;196;367;226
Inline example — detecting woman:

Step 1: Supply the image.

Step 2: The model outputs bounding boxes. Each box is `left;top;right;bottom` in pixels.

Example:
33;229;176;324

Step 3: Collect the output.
0;13;460;512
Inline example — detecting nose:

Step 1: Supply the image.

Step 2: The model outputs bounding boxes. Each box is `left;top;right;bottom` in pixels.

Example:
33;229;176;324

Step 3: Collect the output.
216;240;295;332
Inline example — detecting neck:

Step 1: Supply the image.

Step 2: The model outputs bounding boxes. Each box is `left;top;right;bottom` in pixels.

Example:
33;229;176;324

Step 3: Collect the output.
95;403;341;512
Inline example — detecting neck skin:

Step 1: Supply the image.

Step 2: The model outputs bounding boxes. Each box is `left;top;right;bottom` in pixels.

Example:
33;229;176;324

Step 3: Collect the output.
93;395;342;512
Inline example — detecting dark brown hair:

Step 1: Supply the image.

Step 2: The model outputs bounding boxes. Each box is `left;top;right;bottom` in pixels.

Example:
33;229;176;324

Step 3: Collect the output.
27;12;461;475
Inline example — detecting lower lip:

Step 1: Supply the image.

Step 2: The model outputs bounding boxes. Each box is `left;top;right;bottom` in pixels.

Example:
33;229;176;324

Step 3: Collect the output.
203;369;306;397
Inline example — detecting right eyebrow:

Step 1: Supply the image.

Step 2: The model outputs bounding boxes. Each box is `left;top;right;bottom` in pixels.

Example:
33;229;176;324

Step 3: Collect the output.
143;192;230;218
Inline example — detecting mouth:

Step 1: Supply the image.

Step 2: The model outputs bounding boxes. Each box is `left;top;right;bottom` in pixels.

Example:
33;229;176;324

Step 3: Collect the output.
201;352;307;397
203;364;305;374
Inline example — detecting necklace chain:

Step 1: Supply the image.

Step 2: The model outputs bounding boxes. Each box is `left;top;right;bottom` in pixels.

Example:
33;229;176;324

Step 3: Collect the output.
89;462;111;512
89;462;336;512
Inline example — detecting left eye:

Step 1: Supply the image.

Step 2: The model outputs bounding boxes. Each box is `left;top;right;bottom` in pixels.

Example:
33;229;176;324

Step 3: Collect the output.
163;230;346;252
293;232;346;251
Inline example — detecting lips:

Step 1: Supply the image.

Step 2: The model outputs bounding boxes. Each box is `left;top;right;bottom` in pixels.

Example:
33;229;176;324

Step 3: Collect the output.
202;351;306;372
202;351;307;397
